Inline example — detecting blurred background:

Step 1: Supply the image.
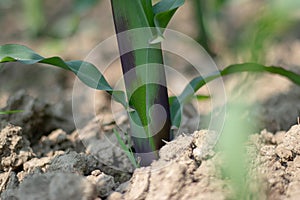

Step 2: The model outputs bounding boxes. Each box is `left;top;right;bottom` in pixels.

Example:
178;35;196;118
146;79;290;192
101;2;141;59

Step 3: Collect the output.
1;0;300;132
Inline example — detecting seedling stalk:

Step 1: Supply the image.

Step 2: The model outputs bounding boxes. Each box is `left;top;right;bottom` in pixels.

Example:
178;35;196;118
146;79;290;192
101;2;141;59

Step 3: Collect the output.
111;0;171;166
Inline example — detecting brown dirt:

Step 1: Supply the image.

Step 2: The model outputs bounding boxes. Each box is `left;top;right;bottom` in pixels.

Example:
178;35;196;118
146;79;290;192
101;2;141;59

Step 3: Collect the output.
2;105;300;200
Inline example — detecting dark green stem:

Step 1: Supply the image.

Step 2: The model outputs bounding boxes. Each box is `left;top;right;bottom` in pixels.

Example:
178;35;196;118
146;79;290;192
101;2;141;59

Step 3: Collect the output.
111;0;171;166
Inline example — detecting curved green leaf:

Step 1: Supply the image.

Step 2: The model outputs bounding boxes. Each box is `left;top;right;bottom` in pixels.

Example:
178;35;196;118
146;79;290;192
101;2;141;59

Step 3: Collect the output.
113;128;138;168
152;0;185;37
170;62;300;127
221;63;300;86
0;44;127;107
153;0;185;14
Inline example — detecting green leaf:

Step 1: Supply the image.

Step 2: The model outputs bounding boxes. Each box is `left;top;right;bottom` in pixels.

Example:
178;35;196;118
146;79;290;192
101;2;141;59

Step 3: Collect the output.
0;44;127;107
153;0;185;36
195;95;210;100
0;110;23;115
169;96;182;129
170;63;300;127
140;0;155;27
153;0;185;14
113;129;138;168
220;63;300;86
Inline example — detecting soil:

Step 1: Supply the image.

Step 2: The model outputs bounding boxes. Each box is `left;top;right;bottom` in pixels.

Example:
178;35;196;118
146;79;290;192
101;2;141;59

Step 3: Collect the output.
1;91;300;200
1;0;300;200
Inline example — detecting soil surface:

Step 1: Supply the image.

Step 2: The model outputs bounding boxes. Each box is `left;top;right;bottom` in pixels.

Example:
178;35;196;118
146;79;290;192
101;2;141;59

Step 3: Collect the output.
1;91;300;200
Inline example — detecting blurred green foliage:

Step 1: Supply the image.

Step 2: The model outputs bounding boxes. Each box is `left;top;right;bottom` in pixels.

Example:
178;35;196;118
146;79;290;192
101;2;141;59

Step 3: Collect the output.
74;0;100;12
22;0;45;37
235;0;300;62
217;100;260;199
192;0;228;56
21;0;101;38
193;0;300;62
0;0;14;9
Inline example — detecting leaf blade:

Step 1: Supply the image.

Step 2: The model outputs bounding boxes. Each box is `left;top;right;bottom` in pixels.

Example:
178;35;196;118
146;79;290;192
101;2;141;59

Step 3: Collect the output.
153;0;185;14
170;63;300;127
153;0;185;36
0;44;127;107
0;110;24;115
113;129;138;168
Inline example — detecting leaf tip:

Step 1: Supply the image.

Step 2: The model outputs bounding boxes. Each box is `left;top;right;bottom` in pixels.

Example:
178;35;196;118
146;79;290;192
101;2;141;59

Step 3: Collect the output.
149;34;165;44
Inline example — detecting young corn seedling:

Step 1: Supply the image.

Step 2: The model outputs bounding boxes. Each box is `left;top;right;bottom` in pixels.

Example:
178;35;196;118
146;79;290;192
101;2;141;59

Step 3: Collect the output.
110;0;186;165
1;0;300;166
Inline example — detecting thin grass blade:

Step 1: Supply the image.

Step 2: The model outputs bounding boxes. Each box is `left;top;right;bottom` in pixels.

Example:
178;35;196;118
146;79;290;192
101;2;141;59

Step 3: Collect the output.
113;129;138;168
